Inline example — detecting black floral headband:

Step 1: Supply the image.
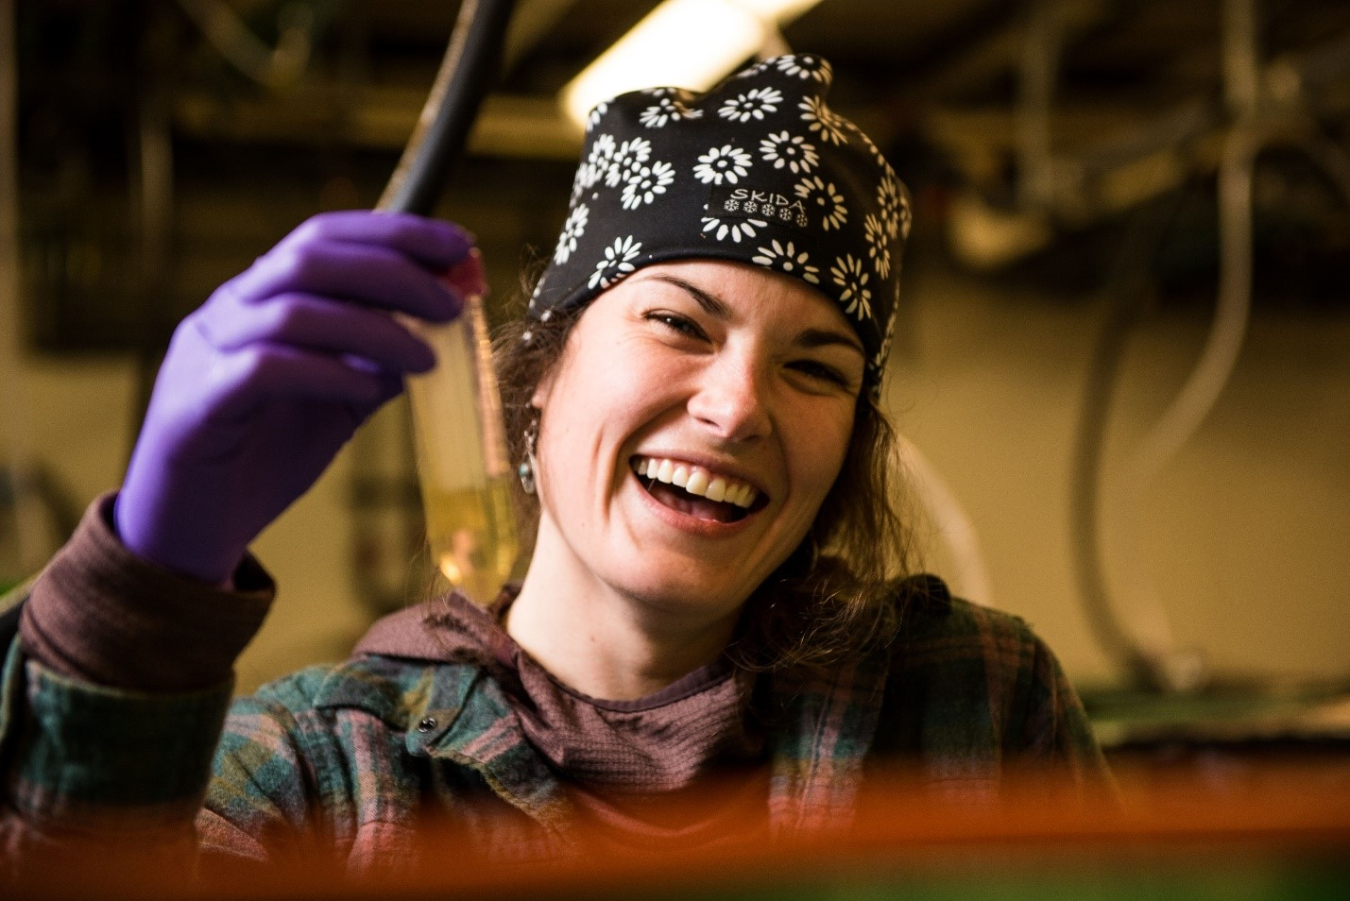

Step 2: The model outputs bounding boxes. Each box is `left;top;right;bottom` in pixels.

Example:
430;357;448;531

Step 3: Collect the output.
530;53;911;394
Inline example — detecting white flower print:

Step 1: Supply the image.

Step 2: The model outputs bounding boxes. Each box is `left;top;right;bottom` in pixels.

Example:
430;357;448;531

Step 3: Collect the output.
573;133;615;200
569;164;588;203
734;59;772;80
718;87;782;123
589;132;616;160
639;101;673;129
877;171;904;240
692;144;753;185
641;87;694;102
759;131;818;174
794;176;848;231
588;236;643;289
777;55;833;83
529;273;548;310
637;91;703;128
621;161;675;209
553;204;589;264
858;130;889;168
863;214;891;280
700;216;768;244
831;254;872;321
605;137;652;187
870;340;887;374
586;101;609;132
583;133;614;179
572;161;604;201
874;299;898;371
799;95;849;146
752;240;820;284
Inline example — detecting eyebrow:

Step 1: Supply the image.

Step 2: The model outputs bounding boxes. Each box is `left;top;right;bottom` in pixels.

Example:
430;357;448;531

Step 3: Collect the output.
796;328;865;358
642;273;732;319
640;272;866;358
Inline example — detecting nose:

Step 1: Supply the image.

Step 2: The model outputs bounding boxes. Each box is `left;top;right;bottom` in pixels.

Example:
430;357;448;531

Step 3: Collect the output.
687;353;772;444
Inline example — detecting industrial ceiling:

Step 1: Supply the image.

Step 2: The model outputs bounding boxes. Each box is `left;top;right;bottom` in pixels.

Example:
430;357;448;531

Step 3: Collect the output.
13;0;1350;351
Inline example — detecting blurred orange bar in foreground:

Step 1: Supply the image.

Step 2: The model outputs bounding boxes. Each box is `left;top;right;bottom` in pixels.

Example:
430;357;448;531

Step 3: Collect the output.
8;764;1350;900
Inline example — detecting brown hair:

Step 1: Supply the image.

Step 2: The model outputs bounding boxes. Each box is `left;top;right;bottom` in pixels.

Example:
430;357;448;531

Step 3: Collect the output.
494;275;916;673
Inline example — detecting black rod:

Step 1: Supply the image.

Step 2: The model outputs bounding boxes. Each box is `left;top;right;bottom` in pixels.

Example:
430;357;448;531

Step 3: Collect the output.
378;0;517;215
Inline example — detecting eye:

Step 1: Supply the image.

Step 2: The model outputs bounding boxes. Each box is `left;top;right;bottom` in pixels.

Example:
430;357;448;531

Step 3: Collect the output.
788;359;853;390
646;311;708;341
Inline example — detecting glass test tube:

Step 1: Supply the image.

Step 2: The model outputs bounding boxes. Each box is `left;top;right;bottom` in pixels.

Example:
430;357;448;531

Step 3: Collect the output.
405;254;518;604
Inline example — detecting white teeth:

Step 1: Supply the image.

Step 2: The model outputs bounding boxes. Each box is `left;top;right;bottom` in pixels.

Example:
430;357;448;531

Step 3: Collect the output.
726;484;756;509
633;457;759;510
706;477;727;503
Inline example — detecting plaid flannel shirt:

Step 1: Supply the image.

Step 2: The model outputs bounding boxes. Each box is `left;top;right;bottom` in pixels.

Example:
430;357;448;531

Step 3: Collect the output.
0;572;1108;876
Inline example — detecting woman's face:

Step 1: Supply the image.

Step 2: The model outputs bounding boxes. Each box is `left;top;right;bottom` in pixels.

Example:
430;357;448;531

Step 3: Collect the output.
530;259;865;623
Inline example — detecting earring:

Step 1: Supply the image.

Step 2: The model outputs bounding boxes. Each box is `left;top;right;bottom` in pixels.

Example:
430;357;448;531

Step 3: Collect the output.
518;414;539;496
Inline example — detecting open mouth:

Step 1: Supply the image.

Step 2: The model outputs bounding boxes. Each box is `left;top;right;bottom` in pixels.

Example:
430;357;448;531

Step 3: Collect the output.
631;455;767;524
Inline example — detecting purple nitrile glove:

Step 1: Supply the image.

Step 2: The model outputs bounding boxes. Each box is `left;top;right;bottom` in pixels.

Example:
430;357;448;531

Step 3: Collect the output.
116;211;473;584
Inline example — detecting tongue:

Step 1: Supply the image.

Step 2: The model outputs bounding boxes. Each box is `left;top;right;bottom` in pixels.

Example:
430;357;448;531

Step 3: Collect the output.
647;481;740;523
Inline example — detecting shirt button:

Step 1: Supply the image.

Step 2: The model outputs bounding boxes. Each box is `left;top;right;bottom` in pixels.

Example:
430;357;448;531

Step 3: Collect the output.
416;717;437;733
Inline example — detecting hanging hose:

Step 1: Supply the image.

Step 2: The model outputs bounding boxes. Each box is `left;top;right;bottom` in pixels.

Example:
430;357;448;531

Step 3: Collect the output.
1067;0;1263;691
896;434;993;606
377;0;517;215
176;0;314;88
1103;125;1258;692
1068;190;1190;691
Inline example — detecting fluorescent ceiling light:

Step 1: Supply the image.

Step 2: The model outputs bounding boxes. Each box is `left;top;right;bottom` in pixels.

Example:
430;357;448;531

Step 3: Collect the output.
561;0;823;130
737;0;822;19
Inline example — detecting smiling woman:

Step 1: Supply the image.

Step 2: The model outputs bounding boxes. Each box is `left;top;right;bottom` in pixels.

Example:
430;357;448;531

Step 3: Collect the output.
497;260;899;695
1;54;1110;877
506;261;868;699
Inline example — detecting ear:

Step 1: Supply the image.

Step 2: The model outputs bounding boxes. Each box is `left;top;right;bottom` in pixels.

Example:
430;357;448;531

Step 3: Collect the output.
531;361;558;410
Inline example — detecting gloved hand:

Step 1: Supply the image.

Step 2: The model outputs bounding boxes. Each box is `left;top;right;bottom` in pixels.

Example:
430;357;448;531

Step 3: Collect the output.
116;211;475;584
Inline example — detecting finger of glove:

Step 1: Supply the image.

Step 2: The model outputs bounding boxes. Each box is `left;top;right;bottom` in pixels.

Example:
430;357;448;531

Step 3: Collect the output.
227;241;462;323
196;294;437;374
285;210;473;270
210;343;403;422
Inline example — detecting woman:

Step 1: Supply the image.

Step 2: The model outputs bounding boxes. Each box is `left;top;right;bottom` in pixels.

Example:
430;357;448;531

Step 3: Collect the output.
2;55;1108;872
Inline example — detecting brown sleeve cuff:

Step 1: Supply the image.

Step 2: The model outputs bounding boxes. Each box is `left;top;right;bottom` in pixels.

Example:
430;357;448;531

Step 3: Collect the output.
19;492;275;692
